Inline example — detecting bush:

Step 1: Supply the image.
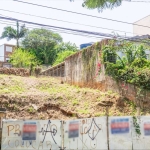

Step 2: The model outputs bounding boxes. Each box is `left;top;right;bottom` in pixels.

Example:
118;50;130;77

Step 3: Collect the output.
10;48;40;68
53;51;75;66
131;58;150;68
106;61;150;90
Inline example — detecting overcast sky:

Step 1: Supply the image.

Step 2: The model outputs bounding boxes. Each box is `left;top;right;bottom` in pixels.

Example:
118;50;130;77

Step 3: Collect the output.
0;0;150;47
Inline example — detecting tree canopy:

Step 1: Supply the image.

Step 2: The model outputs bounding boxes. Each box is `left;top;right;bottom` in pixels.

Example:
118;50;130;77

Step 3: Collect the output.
22;28;63;65
81;0;123;11
55;42;78;53
53;51;76;66
1;21;28;48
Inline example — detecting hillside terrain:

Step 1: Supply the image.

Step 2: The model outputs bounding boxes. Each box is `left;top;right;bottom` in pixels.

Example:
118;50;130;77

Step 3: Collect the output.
0;75;141;120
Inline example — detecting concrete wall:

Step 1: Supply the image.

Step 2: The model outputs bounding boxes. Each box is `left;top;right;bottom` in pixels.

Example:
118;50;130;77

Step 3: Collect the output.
40;62;65;77
104;76;150;109
64;40;108;86
133;15;150;35
65;51;83;84
0;45;4;62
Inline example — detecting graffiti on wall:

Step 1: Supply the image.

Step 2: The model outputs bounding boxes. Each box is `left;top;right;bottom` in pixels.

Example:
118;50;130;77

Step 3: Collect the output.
64;117;107;150
1;120;62;150
2;116;150;150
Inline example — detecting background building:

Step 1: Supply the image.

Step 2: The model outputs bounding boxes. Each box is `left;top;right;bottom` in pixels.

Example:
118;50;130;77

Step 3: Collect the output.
80;42;94;49
0;44;16;62
133;15;150;35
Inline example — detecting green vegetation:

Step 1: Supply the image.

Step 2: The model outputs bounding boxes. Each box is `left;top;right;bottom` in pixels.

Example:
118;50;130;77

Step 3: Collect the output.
81;43;100;81
133;116;141;136
27;107;36;113
103;41;150;90
0;77;25;94
1;24;78;68
10;48;40;68
1;21;28;47
1;75;149;119
22;28;62;65
81;0;123;11
55;42;78;53
72;99;79;106
53;51;75;66
78;109;89;115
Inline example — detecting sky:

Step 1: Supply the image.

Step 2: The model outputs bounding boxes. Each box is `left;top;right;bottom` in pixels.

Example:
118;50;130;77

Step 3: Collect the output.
0;0;150;47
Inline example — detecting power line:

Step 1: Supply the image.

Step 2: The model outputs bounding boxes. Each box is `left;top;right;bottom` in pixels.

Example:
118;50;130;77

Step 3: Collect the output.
0;15;119;39
0;20;110;40
0;8;148;39
0;14;137;42
12;0;150;29
0;15;150;45
0;8;135;35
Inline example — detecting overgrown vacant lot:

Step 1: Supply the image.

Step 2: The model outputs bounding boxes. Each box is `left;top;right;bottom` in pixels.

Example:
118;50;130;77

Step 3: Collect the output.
0;75;144;120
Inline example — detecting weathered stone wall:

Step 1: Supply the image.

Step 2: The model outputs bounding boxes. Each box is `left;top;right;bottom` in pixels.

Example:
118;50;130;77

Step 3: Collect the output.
64;51;83;84
104;76;150;109
64;40;108;85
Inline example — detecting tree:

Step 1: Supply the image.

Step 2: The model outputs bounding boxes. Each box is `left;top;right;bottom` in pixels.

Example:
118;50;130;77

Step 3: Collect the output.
103;41;148;67
1;21;28;48
55;42;78;53
22;28;63;65
81;0;123;11
53;51;75;66
10;48;40;68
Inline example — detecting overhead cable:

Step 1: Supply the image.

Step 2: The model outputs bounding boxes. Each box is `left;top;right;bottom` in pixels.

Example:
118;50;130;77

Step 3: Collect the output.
12;0;150;29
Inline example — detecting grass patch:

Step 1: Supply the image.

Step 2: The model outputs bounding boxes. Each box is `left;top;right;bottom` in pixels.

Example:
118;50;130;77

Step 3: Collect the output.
95;112;105;117
72;99;79;106
27;107;36;113
0;78;25;94
97;96;104;101
78;109;89;115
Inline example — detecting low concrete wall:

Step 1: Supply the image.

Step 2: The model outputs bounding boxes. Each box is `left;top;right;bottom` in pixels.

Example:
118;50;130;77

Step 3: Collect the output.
40;62;65;77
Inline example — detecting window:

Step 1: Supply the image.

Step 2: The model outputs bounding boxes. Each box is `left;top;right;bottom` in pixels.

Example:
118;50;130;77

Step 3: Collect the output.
6;58;10;62
146;54;150;60
6;46;12;52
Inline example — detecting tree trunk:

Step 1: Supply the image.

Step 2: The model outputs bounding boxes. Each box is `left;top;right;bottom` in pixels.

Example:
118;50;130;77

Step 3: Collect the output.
16;21;19;48
16;39;19;48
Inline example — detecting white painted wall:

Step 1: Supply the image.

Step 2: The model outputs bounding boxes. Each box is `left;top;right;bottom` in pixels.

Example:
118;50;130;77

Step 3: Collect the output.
145;50;150;60
0;45;4;62
133;15;150;35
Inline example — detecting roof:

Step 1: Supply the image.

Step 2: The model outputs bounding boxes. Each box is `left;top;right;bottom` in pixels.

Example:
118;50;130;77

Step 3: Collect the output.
0;44;16;47
134;15;150;23
127;34;150;41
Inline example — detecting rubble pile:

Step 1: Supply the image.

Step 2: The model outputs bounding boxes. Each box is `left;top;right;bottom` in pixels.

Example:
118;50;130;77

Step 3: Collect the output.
0;68;29;76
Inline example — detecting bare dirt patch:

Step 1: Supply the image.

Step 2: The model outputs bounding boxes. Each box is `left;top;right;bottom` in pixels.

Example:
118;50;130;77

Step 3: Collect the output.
0;75;147;120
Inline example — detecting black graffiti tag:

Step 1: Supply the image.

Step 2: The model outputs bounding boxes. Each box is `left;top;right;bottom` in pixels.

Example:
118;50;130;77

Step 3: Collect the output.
85;118;101;140
39;120;57;144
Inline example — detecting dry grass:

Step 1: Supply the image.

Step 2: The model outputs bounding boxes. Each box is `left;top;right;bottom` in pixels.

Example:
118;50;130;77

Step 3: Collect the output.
0;75;144;120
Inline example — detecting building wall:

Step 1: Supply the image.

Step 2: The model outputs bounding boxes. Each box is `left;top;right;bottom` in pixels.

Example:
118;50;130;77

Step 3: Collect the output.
0;45;4;62
4;44;15;62
133;15;150;35
80;43;93;49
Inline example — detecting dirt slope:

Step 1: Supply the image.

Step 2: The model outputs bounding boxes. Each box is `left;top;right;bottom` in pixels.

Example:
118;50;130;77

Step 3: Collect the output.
0;75;138;120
